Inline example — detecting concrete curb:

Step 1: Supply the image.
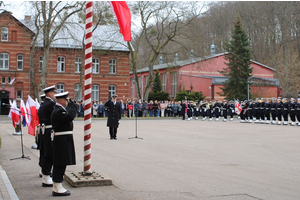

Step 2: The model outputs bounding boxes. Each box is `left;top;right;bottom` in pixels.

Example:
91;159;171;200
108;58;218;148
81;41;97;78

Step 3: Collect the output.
0;166;19;200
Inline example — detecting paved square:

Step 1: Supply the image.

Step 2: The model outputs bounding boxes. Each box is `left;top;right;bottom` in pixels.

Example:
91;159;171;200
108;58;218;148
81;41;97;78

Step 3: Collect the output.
0;116;299;200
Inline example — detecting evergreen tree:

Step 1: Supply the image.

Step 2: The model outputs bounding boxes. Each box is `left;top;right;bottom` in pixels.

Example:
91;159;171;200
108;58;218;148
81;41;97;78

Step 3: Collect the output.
218;16;253;100
152;70;162;93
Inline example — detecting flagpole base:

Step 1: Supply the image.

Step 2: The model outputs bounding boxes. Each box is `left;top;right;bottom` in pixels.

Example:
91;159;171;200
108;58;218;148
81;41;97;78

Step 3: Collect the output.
64;171;112;187
12;132;23;135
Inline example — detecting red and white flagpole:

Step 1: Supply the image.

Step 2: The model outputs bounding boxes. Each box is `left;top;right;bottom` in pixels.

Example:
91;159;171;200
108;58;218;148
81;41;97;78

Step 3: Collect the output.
84;1;93;174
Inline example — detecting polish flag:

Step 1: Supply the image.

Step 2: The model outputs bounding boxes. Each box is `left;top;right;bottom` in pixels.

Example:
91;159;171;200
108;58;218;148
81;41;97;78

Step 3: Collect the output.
27;96;37;136
8;100;20;127
20;99;28;127
109;1;131;41
35;98;40;126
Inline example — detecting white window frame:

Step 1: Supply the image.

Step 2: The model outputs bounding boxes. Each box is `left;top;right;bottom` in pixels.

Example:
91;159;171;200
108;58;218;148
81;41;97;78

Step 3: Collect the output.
74;84;82;101
109;59;116;74
0;53;9;70
162;73;167;92
17;54;23;70
16;90;23;100
1;27;8;41
1;77;5;84
75;57;81;73
171;72;178;97
109;85;116;98
92;58;99;74
92;85;99;101
57;84;64;94
57;56;65;72
39;56;43;72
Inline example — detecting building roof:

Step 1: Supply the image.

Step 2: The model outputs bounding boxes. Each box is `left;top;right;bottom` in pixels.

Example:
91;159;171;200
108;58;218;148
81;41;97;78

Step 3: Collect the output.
0;10;35;36
20;19;129;52
132;53;275;74
180;72;281;87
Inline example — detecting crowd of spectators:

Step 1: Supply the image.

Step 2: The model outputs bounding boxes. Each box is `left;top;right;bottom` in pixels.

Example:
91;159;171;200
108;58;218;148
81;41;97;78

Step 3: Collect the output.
76;99;184;118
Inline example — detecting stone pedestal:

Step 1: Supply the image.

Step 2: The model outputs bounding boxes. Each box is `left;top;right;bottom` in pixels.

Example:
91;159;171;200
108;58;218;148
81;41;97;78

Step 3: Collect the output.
64;172;112;187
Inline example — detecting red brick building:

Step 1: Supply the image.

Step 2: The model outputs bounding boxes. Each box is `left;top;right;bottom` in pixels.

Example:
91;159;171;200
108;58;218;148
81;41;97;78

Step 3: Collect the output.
129;51;282;101
0;11;130;114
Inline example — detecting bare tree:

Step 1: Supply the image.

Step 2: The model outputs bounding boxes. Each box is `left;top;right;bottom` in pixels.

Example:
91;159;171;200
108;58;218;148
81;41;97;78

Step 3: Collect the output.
131;1;204;100
32;1;85;94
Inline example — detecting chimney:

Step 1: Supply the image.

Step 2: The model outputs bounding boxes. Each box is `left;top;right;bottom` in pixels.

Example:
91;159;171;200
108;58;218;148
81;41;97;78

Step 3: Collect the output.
24;15;31;20
174;53;178;62
159;56;163;64
211;44;215;55
190;50;194;59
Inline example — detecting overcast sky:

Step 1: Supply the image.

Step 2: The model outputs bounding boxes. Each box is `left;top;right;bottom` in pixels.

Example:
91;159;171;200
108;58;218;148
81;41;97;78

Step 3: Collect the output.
2;1;29;20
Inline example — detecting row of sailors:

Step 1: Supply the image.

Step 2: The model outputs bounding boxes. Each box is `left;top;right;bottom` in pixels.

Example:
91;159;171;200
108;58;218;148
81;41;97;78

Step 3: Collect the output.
182;97;300;126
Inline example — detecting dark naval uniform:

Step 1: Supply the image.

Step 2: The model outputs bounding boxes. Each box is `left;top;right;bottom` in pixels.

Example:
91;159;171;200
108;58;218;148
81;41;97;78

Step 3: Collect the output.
40;96;56;176
296;100;300;126
105;98;122;139
181;102;186;120
51;100;77;183
222;101;228;121
37;99;44;170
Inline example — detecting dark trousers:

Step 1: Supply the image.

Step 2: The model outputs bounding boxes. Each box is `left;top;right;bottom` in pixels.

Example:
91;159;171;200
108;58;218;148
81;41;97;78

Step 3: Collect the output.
260;110;264;120
277;112;282;121
271;111;277;120
297;114;300;122
248;110;253;119
265;111;270;120
223;111;227;119
109;127;118;139
182;112;185;120
290;112;295;122
42;156;52;175
283;114;288;121
52;165;66;183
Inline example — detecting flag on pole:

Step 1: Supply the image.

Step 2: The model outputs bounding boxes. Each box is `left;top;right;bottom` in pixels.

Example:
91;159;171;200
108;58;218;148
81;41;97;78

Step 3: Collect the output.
9;78;15;85
235;101;242;115
109;1;131;41
8;100;20;127
27;96;36;136
20;99;28;127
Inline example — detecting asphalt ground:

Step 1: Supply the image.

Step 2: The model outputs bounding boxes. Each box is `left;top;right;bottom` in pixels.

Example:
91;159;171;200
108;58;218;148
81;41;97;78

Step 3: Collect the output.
0;115;299;200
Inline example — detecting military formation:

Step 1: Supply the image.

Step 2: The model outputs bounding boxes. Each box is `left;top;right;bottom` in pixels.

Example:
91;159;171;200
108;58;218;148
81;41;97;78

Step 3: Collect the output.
182;97;300;126
37;85;77;197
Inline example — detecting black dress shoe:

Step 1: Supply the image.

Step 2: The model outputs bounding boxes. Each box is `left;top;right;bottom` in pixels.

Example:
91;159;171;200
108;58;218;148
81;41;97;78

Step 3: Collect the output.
42;183;53;187
52;190;71;196
114;138;117;140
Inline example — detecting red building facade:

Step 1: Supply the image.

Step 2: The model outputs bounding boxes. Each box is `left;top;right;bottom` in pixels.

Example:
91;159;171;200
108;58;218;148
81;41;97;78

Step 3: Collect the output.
0;11;130;114
130;53;282;101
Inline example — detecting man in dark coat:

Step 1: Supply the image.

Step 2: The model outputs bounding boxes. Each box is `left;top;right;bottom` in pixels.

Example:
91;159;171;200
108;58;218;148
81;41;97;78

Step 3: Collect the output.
105;94;122;140
39;85;56;187
181;100;186;120
51;91;77;196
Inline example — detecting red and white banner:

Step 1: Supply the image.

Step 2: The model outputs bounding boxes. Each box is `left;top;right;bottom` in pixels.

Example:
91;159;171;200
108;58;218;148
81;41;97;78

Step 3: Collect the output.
27;96;37;136
8;100;20;127
110;1;131;41
235;101;242;115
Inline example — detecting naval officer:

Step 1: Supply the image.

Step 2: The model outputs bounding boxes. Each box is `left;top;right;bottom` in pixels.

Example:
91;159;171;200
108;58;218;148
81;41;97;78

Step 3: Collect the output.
51;91;77;196
104;94;122;140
